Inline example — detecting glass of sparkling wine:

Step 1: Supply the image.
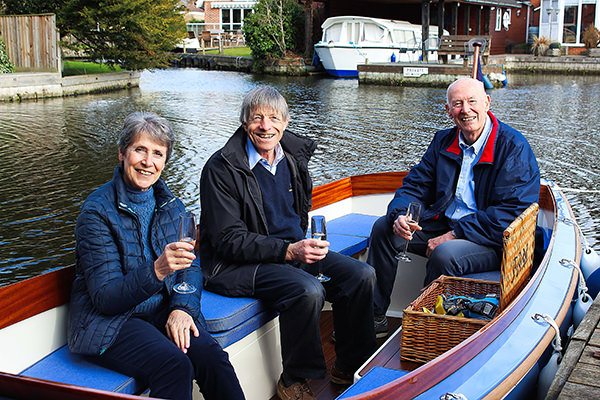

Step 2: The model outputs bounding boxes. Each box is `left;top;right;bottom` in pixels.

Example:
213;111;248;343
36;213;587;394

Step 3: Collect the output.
311;215;330;283
396;202;422;263
173;211;197;294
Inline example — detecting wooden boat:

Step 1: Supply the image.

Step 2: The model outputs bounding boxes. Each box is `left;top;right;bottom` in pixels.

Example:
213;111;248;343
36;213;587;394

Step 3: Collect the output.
0;171;591;399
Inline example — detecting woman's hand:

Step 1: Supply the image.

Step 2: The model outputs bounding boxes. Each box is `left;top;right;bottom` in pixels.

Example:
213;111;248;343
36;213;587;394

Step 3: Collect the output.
165;309;199;353
154;241;196;281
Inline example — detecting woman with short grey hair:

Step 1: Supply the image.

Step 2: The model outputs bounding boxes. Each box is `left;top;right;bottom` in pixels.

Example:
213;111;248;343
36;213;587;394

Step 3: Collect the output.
68;111;245;400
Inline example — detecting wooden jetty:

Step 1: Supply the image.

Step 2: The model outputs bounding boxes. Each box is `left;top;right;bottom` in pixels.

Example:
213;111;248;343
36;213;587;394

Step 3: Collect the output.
547;293;600;399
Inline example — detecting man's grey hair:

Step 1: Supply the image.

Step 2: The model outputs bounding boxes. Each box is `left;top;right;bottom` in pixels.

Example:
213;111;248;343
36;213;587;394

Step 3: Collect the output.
118;111;176;162
239;86;289;124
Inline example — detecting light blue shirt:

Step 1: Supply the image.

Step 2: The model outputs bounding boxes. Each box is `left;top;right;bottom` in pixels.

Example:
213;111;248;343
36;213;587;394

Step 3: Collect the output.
445;115;493;222
246;137;285;175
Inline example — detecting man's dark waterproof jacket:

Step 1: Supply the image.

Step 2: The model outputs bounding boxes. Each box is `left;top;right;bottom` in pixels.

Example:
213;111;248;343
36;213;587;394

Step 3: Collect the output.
68;166;203;355
386;111;540;254
199;127;317;296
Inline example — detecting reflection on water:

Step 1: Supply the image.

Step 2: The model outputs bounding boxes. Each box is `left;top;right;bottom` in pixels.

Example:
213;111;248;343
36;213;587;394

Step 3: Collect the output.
1;70;599;287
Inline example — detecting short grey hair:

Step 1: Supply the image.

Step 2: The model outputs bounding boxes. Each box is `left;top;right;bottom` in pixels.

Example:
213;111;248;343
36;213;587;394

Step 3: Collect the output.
239;86;289;124
118;111;175;162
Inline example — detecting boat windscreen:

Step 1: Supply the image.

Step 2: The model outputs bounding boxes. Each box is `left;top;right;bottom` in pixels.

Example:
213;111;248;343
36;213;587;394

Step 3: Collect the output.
391;30;417;45
324;23;343;42
363;23;387;43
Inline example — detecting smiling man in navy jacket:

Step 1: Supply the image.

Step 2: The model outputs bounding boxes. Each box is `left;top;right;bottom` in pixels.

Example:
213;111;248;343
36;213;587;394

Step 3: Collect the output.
367;77;540;337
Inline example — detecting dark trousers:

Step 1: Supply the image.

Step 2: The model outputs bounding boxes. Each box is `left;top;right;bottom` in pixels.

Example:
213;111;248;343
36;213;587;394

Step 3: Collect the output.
89;311;245;400
253;250;377;379
367;216;499;316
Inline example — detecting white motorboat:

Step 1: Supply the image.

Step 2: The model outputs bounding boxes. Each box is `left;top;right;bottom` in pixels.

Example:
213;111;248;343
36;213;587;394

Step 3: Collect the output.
314;16;446;77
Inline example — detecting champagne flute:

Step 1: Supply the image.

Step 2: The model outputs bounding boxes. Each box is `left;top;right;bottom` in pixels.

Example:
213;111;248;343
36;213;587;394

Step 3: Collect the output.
173;211;197;294
395;202;422;263
311;215;330;283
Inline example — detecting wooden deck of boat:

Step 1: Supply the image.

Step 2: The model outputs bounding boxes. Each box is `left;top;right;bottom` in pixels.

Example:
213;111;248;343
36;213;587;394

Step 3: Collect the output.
548;292;600;399
268;311;405;400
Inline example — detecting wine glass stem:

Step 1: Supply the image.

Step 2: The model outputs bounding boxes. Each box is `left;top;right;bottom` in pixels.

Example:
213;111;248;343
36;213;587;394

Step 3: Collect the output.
402;238;410;256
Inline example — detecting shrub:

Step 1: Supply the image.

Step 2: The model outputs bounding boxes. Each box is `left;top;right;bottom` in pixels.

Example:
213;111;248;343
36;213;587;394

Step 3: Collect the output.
0;36;15;73
531;35;550;55
243;0;304;61
582;25;600;48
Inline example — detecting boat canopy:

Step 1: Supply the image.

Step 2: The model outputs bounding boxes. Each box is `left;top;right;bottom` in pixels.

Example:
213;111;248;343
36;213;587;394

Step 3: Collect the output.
320;16;441;47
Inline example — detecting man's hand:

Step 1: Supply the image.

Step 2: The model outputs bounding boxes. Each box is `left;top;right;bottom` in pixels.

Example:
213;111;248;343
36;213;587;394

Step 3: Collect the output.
285;238;329;264
154;241;196;281
426;231;456;257
165;309;199;353
393;214;422;240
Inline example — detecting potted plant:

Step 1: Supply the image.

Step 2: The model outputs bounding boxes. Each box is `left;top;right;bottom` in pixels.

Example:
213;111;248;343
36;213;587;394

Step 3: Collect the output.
531;35;550;56
582;25;600;56
548;42;561;56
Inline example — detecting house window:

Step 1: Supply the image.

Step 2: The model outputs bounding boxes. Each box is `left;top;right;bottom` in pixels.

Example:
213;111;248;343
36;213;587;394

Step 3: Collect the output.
563;6;577;43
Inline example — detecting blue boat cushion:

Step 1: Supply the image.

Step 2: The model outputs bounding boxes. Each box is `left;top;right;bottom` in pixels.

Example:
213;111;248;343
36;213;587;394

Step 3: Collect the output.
461;270;502;282
20;345;145;395
210;310;277;348
306;213;379;256
202;290;272;333
336;367;409;399
326;214;379;238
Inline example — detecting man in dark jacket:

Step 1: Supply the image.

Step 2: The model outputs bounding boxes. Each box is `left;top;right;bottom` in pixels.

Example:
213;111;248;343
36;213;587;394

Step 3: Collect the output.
367;77;540;336
199;86;377;399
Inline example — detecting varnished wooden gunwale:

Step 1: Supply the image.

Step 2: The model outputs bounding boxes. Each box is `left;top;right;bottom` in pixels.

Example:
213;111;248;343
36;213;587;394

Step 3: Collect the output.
311;172;407;210
0;372;158;400
0;265;74;330
351;184;579;400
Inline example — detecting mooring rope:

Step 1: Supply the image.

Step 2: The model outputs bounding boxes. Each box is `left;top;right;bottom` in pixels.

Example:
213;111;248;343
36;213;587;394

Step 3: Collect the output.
559;188;600;194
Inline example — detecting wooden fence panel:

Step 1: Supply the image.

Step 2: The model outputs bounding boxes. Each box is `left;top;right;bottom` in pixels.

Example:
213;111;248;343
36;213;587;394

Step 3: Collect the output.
0;14;59;72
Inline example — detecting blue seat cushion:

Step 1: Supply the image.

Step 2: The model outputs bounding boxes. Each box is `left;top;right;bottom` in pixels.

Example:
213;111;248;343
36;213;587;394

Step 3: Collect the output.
326;213;379;238
462;270;501;282
336;367;409;399
328;233;369;257
202;290;272;333
20;346;144;395
210;310;278;348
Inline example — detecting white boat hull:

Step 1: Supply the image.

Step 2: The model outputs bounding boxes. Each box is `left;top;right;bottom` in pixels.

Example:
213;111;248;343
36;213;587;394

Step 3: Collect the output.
314;44;421;78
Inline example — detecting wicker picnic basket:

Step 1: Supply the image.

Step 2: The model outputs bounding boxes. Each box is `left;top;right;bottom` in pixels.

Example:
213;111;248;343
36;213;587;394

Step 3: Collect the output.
400;203;539;364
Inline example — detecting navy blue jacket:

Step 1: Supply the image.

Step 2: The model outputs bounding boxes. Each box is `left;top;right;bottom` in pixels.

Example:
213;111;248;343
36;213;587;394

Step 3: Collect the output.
199;126;316;296
386;112;540;253
68;166;203;355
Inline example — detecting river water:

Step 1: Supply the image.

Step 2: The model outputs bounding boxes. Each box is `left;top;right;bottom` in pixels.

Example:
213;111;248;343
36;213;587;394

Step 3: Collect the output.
1;69;599;287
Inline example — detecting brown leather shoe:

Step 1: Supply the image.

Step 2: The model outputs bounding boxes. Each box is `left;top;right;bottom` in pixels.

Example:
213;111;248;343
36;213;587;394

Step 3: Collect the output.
330;363;354;385
276;377;315;400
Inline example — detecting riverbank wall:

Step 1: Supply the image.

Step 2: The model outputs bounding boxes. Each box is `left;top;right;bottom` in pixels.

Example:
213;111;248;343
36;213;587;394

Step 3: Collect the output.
0;71;140;102
173;54;318;75
357;54;600;86
500;54;600;74
358;63;504;87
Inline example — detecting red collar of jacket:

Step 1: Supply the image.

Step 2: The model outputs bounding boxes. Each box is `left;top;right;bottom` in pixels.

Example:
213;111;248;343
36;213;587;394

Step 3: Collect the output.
446;111;498;164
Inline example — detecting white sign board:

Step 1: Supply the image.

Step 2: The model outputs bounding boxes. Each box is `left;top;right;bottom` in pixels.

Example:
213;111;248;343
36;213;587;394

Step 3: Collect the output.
403;67;428;77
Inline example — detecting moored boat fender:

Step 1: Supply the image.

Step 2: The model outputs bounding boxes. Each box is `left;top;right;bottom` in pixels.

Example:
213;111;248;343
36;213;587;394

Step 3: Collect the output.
488;72;508;87
482;74;494;90
581;245;600;298
573;287;593;328
533;313;563;400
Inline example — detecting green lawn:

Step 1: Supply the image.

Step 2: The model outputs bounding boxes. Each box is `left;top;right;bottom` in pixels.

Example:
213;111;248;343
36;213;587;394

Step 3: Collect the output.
203;47;252;57
62;60;124;76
